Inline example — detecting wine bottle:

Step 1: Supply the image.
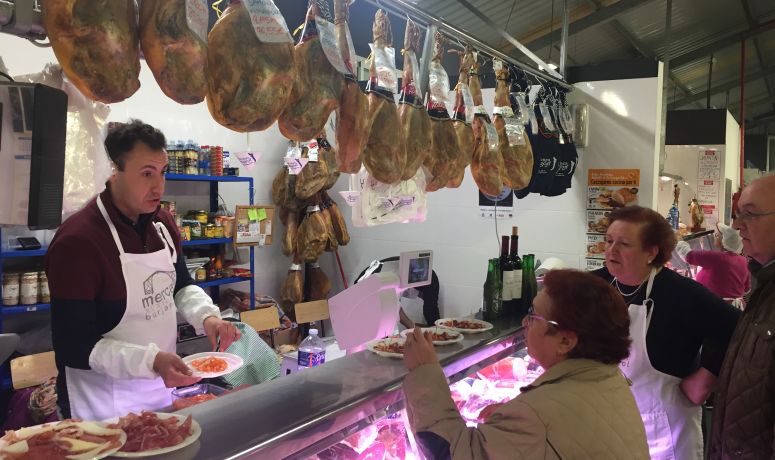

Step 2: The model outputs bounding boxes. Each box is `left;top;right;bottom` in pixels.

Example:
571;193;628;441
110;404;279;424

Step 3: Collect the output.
509;227;524;314
483;258;502;321
521;254;538;315
500;235;515;315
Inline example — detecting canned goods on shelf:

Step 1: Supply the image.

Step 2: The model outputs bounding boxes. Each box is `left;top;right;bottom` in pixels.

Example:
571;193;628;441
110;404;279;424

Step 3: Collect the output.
38;271;50;304
204;223;216;239
2;273;20;306
20;272;39;305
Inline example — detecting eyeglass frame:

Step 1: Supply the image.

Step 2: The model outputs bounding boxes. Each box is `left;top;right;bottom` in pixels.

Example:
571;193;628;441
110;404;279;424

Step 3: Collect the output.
734;210;775;223
525;306;560;328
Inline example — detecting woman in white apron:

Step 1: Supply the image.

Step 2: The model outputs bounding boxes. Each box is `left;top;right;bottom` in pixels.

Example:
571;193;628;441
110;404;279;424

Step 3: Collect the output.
592;206;740;460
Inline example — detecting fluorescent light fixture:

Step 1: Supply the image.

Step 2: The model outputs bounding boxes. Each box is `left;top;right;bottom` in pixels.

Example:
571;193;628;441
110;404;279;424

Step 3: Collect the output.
659;172;684;182
547;63;558;70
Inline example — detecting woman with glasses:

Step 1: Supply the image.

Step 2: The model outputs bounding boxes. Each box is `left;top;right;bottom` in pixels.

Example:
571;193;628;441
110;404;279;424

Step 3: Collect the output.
593;205;740;460
402;269;649;459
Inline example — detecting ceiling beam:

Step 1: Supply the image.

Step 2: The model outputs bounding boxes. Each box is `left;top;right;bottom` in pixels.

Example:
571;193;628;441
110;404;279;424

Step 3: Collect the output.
525;0;654;52
741;0;775;113
667;65;775;109
746;110;775;128
670;16;775;69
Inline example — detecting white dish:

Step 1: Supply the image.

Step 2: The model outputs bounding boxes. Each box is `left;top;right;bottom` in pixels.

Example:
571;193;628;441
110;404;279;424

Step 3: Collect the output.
400;327;464;345
366;337;406;359
435;318;494;333
108;413;201;458
0;419;126;459
182;351;244;378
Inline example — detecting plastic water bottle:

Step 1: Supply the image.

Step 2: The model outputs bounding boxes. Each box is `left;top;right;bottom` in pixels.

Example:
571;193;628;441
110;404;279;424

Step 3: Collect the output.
297;328;326;370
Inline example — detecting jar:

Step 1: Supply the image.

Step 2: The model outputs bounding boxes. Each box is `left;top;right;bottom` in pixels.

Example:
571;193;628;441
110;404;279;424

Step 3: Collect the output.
20;272;38;305
195;267;207;282
179;225;190;241
214;223;225;239
2;273;20;306
221;216;235;238
38;272;50;304
204;223;216;239
188;221;203;239
189;210;208;224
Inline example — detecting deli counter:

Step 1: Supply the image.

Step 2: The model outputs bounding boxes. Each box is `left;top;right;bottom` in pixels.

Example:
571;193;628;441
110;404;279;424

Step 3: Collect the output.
179;317;529;459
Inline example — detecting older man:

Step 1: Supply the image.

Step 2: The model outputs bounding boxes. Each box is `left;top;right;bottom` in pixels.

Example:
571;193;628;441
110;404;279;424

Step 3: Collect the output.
709;174;775;459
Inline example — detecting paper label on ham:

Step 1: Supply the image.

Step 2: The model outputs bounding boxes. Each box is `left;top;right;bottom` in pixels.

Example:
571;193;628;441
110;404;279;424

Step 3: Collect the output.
370;44;398;93
505;121;527;146
185;0;209;44
493;106;515;118
493;59;504;71
233;151;260;171
244;0;293;44
285;157;309;175
408;51;422;95
287;144;302;158
305;140;320;162
316;16;350;75
338;191;360;207
345;28;357;76
484;121;499;151
428;60;451;105
473;105;489;116
460;83;475;123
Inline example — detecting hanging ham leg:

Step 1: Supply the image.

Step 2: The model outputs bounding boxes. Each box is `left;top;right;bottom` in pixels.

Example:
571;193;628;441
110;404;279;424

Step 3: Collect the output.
398;19;433;181
41;0;140;103
362;10;406;185
493;67;534;190
279;2;344;141
469;61;504;196
334;0;371;173
447;46;476;188
206;1;294;132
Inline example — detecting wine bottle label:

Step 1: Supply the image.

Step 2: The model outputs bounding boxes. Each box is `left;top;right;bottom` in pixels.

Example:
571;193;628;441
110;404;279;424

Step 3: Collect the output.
502;271;516;301
513;269;523;299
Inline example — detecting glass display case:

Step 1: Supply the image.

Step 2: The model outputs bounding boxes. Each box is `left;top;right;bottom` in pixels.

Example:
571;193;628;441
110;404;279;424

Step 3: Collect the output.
181;317;527;459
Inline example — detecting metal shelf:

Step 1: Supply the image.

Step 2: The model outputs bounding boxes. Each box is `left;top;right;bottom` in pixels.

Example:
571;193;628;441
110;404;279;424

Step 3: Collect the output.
2;303;51;315
0;247;48;259
182;238;233;246
165;173;252;183
195;276;250;288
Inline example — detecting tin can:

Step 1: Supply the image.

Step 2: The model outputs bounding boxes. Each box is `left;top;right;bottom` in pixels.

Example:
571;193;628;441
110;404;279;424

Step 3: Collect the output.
38;272;50;304
2;273;20;306
204;223;216;239
20;272;38;305
195;267;207;282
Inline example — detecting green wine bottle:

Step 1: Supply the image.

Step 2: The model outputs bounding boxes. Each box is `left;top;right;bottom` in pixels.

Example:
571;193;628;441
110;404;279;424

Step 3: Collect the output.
483;258;503;320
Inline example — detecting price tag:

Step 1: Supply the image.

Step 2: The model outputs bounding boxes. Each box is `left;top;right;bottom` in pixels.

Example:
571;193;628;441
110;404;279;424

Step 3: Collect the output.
493;59;503;71
339;190;360;206
484;121;499;151
460;83;475;123
306;140;319;162
316;16;349;75
284;157;309;175
259;234;266;247
185;0;209;44
370;44;398;93
244;0;293;43
233;151;260;171
264;220;271;235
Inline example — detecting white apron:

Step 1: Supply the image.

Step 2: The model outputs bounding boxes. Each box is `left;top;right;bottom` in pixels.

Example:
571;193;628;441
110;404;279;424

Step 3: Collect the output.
619;269;703;460
65;196;178;420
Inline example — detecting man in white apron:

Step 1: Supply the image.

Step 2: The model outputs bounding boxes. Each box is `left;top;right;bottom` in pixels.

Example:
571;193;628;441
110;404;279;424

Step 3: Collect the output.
620;268;704;460
46;120;240;420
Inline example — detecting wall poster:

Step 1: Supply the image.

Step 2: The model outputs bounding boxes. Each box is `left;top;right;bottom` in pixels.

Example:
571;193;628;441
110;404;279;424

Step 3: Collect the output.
696;149;720;228
585;169;640;269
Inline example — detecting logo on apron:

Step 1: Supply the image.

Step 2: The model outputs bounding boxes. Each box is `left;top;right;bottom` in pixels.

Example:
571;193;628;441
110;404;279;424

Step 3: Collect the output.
141;270;176;321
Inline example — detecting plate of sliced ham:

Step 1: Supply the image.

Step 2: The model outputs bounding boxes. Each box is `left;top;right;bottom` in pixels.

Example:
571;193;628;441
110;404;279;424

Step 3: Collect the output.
366;338;406;358
182;352;244;378
106;412;201;458
0;419;126;459
400;327;464;345
435;318;494;333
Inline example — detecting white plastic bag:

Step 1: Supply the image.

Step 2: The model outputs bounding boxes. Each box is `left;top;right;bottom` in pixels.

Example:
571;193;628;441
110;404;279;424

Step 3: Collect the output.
352;167;427;227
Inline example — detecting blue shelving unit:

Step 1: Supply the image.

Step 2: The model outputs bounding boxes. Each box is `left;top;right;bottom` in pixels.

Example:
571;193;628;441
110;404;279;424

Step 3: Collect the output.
165;173;252;183
2;304;51;315
195;276;250;289
0;247;48;259
182;238;232;247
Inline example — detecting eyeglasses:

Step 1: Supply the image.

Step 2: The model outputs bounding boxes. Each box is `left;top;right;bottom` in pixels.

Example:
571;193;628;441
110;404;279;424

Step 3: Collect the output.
525;306;560;328
735;210;775;222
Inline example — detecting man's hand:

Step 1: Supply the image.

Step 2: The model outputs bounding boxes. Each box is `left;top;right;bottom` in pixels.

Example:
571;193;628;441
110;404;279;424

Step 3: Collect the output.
203;316;241;352
680;367;717;405
153;352;201;388
403;327;438;371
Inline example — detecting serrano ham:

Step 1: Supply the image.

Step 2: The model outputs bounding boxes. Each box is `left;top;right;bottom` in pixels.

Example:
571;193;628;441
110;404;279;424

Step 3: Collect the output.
448;46;476;188
469;60;504;196
493;66;533;190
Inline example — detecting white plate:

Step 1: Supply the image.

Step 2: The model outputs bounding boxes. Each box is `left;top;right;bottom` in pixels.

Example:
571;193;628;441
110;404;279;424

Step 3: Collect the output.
435;318;494;333
366;337;406;359
0;420;126;459
108;413;201;458
182;352;244;378
400;327;464;345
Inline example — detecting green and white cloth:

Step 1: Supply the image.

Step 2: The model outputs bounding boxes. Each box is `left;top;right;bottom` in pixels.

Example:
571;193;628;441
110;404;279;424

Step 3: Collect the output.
223;322;280;386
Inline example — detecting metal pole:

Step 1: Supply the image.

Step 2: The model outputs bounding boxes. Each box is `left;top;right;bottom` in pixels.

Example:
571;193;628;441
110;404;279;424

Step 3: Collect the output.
560;0;570;77
659;0;673;175
740;39;746;185
362;0;571;89
706;54;713;109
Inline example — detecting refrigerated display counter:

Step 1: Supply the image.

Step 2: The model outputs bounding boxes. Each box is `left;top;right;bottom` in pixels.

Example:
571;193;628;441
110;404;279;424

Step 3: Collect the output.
180;316;527;459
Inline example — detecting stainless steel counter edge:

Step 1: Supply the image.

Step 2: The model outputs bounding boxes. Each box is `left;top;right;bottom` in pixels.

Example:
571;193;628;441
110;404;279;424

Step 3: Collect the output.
181;317;526;460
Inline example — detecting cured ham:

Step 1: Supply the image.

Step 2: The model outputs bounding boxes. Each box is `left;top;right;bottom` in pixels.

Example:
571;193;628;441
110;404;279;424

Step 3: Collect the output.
469;61;504;196
398;19;433;181
333;0;371;174
493;66;534;190
279;3;344;141
139;0;207;104
206;1;294;132
362;10;407;185
424;33;460;192
109;412;192;453
448;47;476;188
41;0;140;103
0;419;124;459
